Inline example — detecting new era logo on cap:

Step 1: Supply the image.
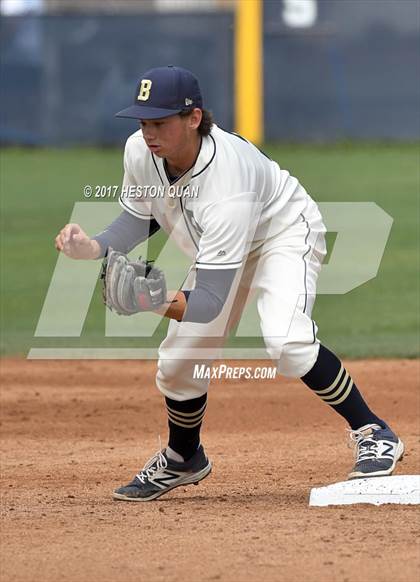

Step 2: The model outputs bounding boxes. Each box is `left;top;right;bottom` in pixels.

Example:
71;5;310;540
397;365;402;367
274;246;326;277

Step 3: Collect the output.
116;65;203;120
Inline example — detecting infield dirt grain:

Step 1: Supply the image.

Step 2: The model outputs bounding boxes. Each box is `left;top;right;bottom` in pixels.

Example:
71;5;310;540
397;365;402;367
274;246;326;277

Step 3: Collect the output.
1;359;419;582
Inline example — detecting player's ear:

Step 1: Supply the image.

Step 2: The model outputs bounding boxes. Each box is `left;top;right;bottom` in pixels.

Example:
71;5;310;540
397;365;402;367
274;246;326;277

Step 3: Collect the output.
189;108;202;131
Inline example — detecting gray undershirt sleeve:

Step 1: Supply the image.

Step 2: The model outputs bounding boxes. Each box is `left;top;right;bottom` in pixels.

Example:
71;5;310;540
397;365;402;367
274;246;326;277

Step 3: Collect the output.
182;268;238;324
92;211;161;258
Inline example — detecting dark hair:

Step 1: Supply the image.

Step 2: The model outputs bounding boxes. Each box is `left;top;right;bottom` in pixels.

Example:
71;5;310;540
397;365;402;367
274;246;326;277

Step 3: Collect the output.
179;108;213;137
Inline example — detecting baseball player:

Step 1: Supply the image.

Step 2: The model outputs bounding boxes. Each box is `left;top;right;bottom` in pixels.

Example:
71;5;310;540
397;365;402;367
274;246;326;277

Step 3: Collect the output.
55;66;404;502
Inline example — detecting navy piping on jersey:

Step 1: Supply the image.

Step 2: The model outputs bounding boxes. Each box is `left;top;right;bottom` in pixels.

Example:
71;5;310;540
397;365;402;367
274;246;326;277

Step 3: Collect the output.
179;195;199;251
149;131;218;258
190;134;216;179
219;127;272;161
184;207;204;236
151;150;202;253
151;154;165;185
163;137;203;184
300;213;317;345
119;195;153;219
179;133;217;254
196;261;242;267
151;136;204;187
300;213;311;315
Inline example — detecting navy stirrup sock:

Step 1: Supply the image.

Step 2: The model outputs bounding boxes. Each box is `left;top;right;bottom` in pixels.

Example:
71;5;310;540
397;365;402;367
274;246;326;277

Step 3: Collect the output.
165;394;207;461
301;344;384;430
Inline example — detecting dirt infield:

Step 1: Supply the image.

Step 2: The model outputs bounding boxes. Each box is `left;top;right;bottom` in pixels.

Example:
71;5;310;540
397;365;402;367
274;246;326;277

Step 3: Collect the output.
1;358;419;582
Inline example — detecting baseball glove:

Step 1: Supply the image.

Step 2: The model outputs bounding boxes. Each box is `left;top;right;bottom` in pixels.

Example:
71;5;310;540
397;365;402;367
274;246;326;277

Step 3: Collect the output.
100;248;167;315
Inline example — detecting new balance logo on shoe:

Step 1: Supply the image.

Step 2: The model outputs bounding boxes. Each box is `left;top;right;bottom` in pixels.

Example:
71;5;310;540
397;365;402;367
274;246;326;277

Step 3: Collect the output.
348;423;404;480
381;442;396;458
113;445;212;501
152;471;182;488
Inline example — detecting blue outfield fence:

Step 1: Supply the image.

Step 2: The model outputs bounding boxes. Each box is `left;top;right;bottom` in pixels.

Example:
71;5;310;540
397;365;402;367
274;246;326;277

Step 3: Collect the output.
263;0;420;141
0;13;234;145
0;2;419;145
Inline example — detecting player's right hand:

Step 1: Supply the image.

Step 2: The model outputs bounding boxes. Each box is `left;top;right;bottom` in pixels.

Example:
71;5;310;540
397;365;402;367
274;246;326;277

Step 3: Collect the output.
55;223;101;260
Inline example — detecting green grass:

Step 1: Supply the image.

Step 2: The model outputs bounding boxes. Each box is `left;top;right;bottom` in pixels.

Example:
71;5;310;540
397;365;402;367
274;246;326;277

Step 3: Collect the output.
1;143;419;358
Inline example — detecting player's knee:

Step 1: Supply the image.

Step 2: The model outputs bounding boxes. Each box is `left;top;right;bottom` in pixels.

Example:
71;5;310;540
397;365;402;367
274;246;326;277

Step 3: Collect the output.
156;358;209;401
156;359;184;398
274;340;320;378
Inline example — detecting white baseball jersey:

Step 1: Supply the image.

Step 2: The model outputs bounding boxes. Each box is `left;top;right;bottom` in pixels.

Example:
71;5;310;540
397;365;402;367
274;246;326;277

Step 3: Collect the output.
120;124;314;270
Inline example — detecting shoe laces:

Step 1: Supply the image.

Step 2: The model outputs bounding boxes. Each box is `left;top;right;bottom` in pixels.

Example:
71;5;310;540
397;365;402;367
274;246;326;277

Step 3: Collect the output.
347;424;381;463
135;437;168;484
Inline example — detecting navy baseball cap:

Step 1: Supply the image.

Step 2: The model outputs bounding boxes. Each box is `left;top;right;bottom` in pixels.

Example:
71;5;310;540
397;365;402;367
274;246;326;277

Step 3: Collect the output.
115;65;203;120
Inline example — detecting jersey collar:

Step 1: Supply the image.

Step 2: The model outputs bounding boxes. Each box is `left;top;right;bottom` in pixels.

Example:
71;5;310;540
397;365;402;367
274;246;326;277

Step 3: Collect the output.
151;132;216;186
191;133;216;179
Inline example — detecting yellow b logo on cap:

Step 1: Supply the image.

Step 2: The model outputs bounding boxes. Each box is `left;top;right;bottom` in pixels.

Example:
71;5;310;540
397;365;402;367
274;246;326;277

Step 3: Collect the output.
137;79;152;101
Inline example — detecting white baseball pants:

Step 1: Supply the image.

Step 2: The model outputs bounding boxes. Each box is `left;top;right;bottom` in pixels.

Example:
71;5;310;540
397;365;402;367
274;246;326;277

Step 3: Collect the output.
156;198;327;401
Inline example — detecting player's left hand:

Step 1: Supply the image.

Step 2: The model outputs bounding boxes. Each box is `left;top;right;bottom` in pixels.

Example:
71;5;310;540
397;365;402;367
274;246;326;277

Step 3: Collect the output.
101;248;167;315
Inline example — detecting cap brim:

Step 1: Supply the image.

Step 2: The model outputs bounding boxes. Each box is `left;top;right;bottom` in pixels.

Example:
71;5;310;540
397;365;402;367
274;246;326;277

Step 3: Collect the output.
115;104;183;120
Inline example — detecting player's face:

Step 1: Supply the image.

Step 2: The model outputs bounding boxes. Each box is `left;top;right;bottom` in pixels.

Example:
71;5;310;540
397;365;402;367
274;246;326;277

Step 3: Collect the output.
140;112;199;159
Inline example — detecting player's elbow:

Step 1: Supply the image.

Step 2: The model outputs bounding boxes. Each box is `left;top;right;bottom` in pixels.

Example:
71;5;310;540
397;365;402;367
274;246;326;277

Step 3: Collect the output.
196;299;224;323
